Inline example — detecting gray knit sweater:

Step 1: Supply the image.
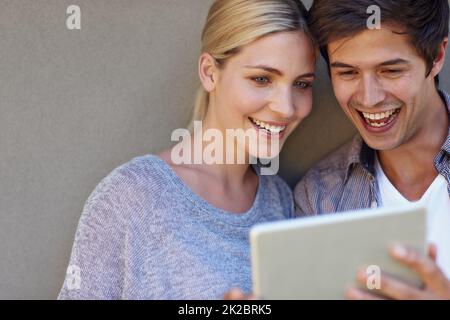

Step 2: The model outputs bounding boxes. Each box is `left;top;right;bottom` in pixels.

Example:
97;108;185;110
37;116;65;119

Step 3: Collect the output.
58;155;294;300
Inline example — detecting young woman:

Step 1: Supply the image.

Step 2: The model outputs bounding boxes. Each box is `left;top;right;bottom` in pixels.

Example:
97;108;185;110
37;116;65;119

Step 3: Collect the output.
58;0;316;299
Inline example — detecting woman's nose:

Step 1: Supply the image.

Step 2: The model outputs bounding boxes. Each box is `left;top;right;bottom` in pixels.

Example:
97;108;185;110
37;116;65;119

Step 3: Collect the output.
268;88;295;118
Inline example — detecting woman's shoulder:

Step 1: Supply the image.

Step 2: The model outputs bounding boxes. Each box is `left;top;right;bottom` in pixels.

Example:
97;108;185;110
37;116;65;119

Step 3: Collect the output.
60;154;177;299
91;154;168;194
258;169;292;195
83;154;177;219
258;170;294;218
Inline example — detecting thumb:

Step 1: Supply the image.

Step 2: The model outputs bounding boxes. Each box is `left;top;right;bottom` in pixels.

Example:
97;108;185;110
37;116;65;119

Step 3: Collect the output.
428;243;438;262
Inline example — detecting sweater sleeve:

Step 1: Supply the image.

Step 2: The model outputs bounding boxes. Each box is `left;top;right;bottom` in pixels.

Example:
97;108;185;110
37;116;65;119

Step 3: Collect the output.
57;170;132;300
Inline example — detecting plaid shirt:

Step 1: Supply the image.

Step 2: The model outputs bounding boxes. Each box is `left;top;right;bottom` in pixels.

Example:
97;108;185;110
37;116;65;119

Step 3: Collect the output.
294;90;450;216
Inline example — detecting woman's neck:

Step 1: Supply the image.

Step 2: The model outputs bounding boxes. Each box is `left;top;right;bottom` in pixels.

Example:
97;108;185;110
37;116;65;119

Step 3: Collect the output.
188;121;254;188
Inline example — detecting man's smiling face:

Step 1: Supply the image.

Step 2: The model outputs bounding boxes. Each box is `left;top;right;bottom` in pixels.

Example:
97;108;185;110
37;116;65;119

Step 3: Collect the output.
328;26;439;151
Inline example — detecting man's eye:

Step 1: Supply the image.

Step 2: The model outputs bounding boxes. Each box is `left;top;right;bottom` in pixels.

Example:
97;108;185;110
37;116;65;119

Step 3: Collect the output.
252;76;270;84
383;69;403;75
339;70;357;77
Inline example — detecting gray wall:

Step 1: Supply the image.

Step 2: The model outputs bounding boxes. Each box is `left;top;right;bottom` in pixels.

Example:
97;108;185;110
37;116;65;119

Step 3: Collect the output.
0;0;448;299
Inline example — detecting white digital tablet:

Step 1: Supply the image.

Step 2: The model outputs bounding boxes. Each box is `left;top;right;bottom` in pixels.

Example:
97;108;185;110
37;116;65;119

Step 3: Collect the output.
250;202;427;300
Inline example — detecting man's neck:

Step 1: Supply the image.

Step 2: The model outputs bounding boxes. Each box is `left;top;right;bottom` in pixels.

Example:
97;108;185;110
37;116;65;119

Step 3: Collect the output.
377;90;448;201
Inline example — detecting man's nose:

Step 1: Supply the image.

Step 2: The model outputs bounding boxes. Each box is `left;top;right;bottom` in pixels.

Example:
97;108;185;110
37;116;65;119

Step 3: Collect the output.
355;74;386;108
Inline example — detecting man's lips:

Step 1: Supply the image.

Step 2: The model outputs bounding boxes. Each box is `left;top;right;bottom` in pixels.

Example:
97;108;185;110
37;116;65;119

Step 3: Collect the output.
355;107;402;133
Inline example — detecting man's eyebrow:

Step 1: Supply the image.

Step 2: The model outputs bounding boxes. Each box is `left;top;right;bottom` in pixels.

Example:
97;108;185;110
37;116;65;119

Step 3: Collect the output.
330;62;354;69
378;58;411;66
244;65;315;78
330;59;411;69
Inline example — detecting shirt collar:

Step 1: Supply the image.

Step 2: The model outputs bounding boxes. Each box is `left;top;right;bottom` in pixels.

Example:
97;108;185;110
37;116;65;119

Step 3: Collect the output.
438;90;450;154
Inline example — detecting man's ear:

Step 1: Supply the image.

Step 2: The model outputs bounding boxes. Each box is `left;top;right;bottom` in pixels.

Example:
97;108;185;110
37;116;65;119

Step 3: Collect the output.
198;53;218;93
430;37;448;78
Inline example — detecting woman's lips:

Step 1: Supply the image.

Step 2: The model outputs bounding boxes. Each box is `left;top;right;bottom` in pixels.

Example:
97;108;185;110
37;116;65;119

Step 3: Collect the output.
248;117;288;139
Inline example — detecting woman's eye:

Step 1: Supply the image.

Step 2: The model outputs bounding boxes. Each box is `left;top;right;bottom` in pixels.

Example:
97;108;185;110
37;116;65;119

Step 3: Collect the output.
252;76;270;84
294;81;311;89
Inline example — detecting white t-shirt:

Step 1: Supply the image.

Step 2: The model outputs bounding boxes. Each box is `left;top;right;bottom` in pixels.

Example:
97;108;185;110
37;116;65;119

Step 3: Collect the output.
375;155;450;279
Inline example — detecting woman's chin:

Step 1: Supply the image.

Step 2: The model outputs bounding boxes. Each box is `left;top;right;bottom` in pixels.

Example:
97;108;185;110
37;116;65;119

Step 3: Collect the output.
247;144;283;160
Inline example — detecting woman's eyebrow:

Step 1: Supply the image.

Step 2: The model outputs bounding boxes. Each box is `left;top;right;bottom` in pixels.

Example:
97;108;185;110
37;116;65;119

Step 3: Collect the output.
244;65;283;76
244;65;315;78
298;72;315;78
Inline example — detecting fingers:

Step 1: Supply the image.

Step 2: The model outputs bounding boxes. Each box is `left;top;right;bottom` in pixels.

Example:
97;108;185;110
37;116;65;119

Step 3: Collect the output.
223;288;248;300
356;268;424;300
428;243;438;262
346;288;385;300
389;245;447;292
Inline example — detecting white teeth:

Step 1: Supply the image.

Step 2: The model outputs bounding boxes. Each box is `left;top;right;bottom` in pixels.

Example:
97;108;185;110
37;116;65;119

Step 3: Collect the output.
362;108;399;121
361;108;400;128
250;118;286;134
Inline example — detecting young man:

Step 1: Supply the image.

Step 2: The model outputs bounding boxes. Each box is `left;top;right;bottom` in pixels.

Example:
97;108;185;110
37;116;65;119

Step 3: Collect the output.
295;0;450;299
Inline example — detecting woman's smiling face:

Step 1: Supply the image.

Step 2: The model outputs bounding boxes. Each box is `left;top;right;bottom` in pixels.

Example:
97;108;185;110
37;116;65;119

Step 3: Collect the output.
201;30;316;159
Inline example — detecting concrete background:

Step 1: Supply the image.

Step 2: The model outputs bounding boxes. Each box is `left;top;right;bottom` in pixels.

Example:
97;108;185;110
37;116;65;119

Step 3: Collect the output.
0;0;448;299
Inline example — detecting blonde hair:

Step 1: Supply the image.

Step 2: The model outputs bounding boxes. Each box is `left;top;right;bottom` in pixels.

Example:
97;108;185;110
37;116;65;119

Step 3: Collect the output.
189;0;312;129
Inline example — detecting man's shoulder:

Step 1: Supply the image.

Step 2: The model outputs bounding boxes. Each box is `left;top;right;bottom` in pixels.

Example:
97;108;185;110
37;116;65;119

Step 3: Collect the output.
293;137;362;215
300;138;356;184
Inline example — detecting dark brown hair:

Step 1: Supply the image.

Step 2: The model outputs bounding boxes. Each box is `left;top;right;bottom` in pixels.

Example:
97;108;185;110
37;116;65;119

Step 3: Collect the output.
309;0;449;85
